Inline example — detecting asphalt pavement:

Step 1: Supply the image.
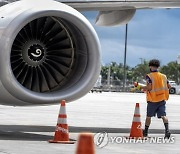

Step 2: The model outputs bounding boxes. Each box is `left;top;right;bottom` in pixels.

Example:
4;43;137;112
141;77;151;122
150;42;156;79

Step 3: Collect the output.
0;92;180;154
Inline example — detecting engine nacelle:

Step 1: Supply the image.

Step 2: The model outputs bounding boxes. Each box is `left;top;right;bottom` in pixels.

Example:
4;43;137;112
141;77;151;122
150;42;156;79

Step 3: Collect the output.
0;0;101;106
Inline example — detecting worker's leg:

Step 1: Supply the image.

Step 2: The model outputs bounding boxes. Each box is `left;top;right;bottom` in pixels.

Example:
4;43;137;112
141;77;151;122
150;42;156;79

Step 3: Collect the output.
145;116;151;126
162;115;168;123
157;101;171;138
161;116;171;138
144;101;156;137
143;116;151;137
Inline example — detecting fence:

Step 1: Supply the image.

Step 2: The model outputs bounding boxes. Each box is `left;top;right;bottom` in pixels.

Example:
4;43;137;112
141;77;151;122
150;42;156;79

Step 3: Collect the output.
97;79;134;92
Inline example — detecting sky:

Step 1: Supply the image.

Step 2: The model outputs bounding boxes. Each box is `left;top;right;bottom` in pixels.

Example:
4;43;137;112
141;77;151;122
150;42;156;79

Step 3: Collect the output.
82;9;180;67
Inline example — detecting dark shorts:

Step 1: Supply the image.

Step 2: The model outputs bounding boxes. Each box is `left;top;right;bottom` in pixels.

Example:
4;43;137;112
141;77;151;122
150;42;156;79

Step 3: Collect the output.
147;100;166;118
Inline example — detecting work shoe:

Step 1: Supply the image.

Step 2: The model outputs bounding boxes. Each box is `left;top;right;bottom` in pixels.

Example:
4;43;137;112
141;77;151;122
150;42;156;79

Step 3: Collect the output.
143;130;148;137
164;131;171;139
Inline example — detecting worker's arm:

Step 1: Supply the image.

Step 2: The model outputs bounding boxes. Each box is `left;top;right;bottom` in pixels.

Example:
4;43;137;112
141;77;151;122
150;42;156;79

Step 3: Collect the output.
167;83;171;89
133;82;152;91
139;81;171;91
134;75;152;91
140;83;152;91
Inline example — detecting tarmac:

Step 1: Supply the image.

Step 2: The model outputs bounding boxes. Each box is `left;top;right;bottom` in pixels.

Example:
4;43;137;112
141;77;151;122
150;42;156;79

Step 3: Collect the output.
0;92;180;154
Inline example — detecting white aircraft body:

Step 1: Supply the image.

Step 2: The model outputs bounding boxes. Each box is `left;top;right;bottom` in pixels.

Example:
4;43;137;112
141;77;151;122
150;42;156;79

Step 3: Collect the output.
0;0;179;106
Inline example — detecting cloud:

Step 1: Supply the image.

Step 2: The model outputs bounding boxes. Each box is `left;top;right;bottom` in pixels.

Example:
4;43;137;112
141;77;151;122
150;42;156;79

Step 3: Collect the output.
82;9;180;66
100;39;178;67
99;39;125;65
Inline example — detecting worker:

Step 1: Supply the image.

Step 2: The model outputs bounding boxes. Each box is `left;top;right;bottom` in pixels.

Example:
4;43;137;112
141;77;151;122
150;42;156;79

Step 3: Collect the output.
134;59;171;138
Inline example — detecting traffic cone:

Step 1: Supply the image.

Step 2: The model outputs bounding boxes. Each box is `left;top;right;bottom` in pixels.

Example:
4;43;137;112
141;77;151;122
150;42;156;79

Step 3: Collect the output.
129;103;143;139
49;100;75;144
76;133;95;154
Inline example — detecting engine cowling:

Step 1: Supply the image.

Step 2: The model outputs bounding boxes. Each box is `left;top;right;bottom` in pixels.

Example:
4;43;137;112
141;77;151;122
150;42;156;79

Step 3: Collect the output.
0;0;101;106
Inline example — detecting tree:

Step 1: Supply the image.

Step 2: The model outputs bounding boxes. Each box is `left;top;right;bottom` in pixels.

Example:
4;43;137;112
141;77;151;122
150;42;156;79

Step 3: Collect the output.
101;62;130;84
101;60;180;86
131;60;149;82
160;61;180;84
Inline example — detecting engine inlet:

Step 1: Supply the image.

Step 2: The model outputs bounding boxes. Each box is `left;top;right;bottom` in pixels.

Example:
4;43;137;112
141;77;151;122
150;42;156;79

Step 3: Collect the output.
11;16;75;93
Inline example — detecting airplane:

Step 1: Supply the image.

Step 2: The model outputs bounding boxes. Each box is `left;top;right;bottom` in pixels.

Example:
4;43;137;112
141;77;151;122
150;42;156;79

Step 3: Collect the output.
0;0;179;106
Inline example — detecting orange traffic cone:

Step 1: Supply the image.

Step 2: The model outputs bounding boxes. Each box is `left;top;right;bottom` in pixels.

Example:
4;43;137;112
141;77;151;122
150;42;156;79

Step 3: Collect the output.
129;103;143;139
49;100;75;144
76;133;95;154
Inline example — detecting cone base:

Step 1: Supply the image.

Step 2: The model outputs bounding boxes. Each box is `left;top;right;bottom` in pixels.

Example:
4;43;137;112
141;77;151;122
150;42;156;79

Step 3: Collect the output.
48;140;76;144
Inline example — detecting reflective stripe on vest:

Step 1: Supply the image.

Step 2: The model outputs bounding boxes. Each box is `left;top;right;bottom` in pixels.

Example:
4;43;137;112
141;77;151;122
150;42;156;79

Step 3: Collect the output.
148;73;168;93
147;72;169;102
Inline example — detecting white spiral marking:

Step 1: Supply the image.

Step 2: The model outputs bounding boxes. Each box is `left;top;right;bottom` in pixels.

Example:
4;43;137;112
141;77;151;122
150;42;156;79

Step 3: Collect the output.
31;49;42;57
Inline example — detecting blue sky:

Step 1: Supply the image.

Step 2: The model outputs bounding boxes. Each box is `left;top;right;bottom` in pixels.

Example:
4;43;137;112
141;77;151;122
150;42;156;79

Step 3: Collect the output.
82;9;180;67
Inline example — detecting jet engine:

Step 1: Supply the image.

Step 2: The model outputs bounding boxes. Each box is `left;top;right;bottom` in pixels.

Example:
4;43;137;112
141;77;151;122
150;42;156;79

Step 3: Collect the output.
0;0;101;105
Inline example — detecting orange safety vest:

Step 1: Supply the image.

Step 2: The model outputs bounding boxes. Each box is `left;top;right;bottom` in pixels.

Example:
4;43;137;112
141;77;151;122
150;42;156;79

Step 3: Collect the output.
146;72;169;102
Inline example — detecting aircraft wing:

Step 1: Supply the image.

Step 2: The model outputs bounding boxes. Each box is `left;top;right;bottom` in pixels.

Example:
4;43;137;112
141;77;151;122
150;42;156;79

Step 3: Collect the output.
1;0;180;26
1;0;180;11
60;0;180;11
60;0;180;26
